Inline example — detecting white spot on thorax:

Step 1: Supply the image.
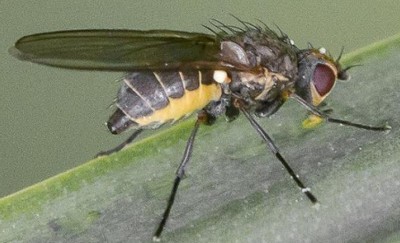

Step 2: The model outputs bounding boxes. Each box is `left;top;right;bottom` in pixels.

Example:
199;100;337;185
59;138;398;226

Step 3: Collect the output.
213;70;229;83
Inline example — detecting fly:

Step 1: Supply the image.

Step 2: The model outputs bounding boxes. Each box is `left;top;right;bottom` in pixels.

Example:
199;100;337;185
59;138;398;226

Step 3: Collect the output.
10;18;390;241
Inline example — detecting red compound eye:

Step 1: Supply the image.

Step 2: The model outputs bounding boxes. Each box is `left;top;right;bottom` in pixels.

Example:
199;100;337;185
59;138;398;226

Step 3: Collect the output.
313;64;336;96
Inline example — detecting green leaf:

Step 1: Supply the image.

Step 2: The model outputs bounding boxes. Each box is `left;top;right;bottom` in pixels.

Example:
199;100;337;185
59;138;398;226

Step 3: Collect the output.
1;34;400;243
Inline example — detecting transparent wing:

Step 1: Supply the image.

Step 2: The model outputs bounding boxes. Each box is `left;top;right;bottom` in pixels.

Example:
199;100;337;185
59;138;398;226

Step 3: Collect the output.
10;29;222;71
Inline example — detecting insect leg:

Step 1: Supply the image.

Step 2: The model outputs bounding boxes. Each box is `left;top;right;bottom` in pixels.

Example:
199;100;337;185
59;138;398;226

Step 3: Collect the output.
239;107;318;204
153;113;206;241
292;94;391;131
95;129;143;157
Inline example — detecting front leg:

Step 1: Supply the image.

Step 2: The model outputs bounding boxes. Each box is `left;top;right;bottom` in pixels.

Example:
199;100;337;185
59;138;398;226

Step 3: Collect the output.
292;94;391;131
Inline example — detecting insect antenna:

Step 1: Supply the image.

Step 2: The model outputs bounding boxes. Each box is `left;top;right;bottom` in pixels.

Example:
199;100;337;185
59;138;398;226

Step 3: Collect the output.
342;64;363;72
337;64;363;80
334;46;364;80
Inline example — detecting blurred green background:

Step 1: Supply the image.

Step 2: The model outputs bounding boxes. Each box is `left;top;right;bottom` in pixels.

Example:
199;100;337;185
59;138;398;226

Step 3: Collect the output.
1;0;399;197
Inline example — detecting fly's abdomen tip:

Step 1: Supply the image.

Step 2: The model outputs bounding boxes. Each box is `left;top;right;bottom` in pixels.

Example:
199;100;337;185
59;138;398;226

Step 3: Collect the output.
107;121;120;134
107;108;137;134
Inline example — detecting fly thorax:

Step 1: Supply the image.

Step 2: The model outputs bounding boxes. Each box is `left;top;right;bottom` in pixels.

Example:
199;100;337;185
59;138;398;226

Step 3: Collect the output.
231;68;290;104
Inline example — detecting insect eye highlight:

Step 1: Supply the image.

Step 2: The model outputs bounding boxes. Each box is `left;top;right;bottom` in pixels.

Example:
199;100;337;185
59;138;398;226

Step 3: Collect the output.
313;64;336;97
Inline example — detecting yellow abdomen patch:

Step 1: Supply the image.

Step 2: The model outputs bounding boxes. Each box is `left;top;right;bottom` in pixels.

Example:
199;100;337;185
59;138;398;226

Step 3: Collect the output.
134;83;222;126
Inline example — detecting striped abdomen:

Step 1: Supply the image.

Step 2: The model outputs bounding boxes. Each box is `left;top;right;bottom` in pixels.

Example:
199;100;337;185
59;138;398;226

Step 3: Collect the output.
107;70;222;134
